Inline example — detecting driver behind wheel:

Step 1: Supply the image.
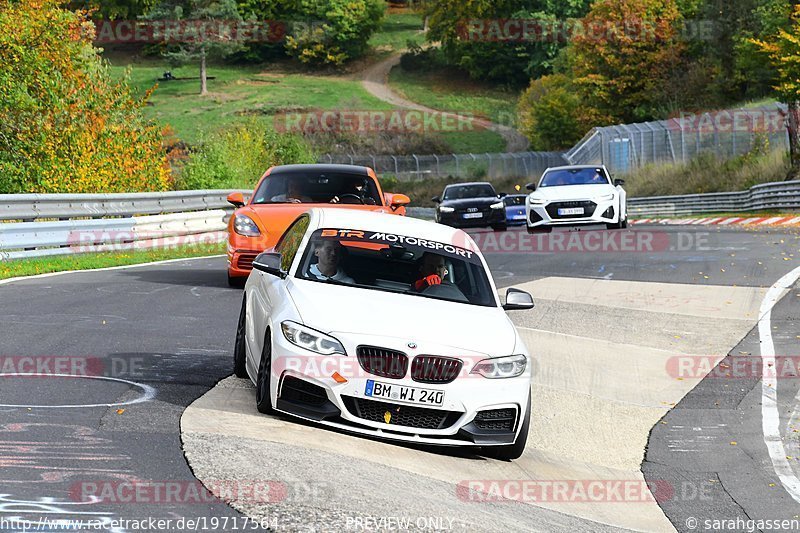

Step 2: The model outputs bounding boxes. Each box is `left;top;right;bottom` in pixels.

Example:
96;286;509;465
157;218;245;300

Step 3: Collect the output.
413;252;449;292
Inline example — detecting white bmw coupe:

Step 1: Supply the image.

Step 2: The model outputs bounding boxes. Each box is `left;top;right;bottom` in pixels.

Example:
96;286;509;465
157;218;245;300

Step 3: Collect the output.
233;208;535;460
526;165;628;232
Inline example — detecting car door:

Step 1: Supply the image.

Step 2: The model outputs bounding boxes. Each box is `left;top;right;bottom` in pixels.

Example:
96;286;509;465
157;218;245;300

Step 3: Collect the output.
247;215;310;372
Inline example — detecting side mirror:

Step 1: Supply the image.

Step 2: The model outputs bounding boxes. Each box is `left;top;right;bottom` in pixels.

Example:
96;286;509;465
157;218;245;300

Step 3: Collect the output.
498;192;507;198
227;192;245;208
252;252;287;279
525;183;537;191
503;288;535;311
614;179;625;187
390;193;411;210
431;196;441;203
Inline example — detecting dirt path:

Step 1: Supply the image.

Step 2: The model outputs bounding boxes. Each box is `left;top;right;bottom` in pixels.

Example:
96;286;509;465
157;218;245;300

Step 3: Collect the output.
360;53;530;152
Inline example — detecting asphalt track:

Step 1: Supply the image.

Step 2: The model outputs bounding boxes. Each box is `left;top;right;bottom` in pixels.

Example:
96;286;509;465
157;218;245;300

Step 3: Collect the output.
1;224;799;532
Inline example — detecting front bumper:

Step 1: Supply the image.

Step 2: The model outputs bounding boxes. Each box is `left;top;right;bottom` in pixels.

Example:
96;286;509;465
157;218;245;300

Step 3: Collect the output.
437;208;506;229
268;334;531;447
527;198;619;229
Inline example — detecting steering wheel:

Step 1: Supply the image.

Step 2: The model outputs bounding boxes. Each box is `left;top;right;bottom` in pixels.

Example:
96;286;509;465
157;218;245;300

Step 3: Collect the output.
330;194;364;205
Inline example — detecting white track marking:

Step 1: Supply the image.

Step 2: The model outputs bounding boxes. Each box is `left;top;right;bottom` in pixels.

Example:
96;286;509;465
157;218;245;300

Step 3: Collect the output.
760;266;800;503
0;374;156;408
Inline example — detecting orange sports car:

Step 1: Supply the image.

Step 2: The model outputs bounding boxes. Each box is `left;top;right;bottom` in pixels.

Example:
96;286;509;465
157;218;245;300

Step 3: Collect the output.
226;164;410;286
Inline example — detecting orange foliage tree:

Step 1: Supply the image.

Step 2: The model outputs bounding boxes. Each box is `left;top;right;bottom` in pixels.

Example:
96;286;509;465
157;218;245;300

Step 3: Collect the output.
0;0;171;193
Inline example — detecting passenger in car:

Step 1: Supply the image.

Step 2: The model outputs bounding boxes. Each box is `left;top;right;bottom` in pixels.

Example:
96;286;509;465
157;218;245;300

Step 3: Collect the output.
271;177;313;203
413;252;449;292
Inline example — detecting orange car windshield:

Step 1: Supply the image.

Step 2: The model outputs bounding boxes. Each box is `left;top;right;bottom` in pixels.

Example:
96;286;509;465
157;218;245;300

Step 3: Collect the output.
252;173;381;205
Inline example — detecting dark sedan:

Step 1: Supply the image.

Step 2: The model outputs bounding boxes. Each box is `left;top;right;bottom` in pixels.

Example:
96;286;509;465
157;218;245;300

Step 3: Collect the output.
432;182;507;231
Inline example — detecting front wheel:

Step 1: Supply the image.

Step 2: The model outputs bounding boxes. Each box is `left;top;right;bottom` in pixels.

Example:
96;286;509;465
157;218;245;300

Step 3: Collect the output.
233;297;248;378
484;394;530;461
255;331;274;414
491;223;508;232
228;272;245;288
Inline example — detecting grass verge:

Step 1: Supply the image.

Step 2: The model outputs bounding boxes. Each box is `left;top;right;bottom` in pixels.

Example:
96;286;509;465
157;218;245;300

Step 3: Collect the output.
0;243;225;281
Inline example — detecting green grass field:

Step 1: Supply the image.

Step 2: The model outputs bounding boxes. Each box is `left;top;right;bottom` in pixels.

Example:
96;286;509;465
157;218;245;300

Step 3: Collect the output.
368;12;425;53
112;62;394;145
388;66;521;127
0;243;225;281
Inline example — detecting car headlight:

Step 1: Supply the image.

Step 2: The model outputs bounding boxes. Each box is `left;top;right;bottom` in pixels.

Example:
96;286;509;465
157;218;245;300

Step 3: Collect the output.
528;197;546;205
233;215;261;237
439;206;455;213
470;354;527;379
490;201;504;209
281;321;346;355
595;193;615;202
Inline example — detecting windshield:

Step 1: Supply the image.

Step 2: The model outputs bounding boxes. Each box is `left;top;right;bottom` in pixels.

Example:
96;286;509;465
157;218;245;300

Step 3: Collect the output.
252;172;382;205
540;168;610;188
442;184;497;200
503;195;526;206
295;229;496;307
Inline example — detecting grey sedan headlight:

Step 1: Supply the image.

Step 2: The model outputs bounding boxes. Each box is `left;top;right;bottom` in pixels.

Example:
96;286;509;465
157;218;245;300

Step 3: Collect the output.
490;201;504;209
595;193;615;202
528;197;546;205
281;321;346;355
439;206;455;213
470;355;527;379
233;215;261;237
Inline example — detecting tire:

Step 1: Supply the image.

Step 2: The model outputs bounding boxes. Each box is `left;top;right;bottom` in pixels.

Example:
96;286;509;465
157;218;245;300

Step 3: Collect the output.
485;394;531;461
255;330;274;414
527;225;551;234
621;217;628;229
228;272;245;288
233;297;248;378
491;223;508;232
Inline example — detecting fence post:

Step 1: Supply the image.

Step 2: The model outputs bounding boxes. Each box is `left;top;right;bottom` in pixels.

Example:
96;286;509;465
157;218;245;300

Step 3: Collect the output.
433;154;440;177
412;154;420;180
453;153;459;177
391;155;398;177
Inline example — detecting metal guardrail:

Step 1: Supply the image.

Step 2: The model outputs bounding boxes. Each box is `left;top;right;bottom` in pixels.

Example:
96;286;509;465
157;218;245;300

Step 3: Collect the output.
628;180;800;217
0;190;247;222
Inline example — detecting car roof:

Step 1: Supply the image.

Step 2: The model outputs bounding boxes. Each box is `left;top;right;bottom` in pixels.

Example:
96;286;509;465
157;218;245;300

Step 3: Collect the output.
543;165;609;172
268;164;371;176
306;208;476;248
443;182;493;189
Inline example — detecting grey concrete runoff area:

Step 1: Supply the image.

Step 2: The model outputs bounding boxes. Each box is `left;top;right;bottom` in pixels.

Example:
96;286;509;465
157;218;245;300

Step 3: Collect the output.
1;224;799;532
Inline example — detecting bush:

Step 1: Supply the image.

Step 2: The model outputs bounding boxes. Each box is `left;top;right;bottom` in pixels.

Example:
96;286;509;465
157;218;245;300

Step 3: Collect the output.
177;120;315;190
517;74;602;150
0;0;170;193
285;0;385;66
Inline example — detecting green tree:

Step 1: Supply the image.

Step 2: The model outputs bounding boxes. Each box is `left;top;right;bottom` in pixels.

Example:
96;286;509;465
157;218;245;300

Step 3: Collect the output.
517;74;600;149
144;0;244;95
284;0;385;66
752;5;800;178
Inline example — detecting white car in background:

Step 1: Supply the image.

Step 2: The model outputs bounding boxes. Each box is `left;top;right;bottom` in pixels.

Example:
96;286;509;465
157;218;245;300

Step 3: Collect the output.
233;208;535;460
526;165;628;232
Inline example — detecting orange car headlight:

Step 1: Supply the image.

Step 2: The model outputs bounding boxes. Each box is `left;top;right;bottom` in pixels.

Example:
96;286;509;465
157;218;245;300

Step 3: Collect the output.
233;214;261;237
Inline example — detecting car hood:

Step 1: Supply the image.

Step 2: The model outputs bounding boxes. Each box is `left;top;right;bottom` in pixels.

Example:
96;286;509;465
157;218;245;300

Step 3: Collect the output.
530;184;615;202
287;279;517;356
440;197;502;209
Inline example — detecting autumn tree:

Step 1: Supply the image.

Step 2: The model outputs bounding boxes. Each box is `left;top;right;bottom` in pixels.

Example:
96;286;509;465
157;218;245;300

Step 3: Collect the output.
753;5;800;178
567;0;686;123
0;0;169;193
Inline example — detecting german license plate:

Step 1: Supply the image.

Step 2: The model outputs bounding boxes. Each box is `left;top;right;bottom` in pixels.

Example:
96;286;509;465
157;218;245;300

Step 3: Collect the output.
365;380;445;407
463;212;483;219
558;207;584;216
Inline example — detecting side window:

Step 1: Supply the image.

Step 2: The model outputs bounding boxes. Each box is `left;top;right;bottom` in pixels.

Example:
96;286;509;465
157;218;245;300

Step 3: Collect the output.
276;216;310;272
